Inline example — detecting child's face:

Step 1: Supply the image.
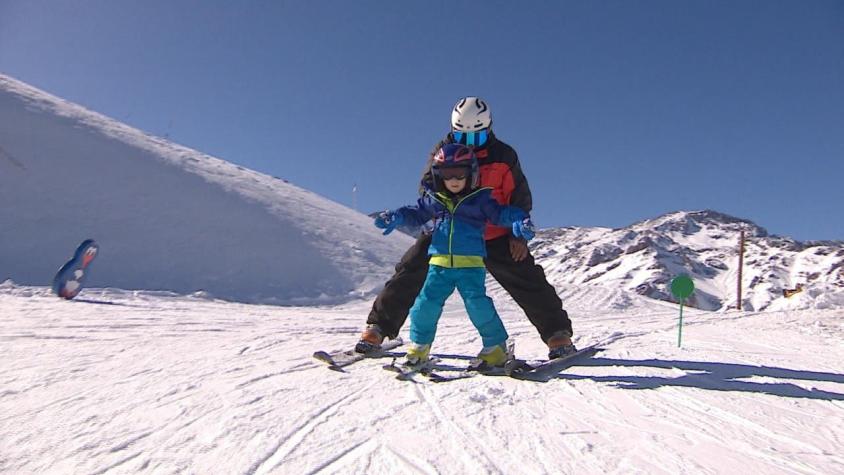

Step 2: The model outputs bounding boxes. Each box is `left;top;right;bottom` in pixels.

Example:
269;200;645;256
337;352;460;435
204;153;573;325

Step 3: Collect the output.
439;166;470;194
443;176;467;193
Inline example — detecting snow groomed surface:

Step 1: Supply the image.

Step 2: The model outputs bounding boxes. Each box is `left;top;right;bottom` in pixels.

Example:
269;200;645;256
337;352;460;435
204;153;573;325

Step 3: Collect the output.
2;283;841;474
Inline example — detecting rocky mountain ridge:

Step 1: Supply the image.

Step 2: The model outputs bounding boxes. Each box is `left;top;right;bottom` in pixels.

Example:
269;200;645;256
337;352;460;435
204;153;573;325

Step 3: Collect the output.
531;210;844;311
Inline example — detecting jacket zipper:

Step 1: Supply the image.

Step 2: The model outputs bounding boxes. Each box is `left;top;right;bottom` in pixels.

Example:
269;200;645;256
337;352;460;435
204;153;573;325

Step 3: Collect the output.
432;188;490;267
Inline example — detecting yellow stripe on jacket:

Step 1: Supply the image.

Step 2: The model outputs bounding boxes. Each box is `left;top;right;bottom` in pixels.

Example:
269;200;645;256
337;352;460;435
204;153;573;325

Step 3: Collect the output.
429;254;485;268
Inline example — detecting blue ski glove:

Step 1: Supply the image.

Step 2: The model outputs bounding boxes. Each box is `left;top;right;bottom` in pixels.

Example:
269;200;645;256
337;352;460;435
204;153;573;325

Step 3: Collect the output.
512;217;536;241
374;210;403;235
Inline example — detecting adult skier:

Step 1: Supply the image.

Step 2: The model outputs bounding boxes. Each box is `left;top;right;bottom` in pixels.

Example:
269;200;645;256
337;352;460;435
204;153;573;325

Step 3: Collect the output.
358;97;576;359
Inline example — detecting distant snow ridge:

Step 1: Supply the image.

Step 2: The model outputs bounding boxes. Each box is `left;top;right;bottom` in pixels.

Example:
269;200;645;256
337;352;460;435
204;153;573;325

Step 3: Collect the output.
0;74;412;304
532;210;844;311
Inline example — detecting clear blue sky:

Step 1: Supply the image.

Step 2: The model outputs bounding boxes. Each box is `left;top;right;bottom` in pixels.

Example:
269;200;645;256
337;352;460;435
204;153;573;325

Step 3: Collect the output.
2;0;842;240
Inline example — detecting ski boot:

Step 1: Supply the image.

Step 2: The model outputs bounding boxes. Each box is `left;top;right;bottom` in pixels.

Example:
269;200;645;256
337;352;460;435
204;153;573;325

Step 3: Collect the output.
404;342;431;366
354;324;385;354
547;331;577;359
468;342;510;372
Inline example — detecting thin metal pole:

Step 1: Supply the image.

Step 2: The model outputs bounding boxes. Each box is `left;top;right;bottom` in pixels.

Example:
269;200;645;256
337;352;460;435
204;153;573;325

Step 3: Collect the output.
737;229;745;310
678;301;684;347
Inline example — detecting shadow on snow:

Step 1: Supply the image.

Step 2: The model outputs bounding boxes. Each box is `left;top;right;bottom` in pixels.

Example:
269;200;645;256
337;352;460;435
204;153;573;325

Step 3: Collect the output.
554;357;844;401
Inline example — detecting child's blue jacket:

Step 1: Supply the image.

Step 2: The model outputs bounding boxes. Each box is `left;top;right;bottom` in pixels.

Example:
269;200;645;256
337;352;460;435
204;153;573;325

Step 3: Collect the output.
394;187;527;268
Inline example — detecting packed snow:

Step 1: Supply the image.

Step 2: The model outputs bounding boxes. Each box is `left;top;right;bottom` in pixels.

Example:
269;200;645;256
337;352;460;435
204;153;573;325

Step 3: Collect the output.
1;283;842;474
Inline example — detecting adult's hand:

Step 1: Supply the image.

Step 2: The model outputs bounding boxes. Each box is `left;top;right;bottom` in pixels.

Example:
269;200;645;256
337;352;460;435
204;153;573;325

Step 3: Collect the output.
509;236;529;262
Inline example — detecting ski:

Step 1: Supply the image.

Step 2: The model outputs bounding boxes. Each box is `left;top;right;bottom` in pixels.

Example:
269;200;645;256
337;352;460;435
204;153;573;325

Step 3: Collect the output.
317;340;602;382
506;345;603;382
423;359;531;383
424;346;602;383
382;357;441;381
424;366;503;382
313;337;404;371
424;370;477;383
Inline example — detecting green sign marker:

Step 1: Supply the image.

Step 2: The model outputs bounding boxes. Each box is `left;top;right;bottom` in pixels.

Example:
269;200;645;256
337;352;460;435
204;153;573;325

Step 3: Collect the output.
670;275;695;347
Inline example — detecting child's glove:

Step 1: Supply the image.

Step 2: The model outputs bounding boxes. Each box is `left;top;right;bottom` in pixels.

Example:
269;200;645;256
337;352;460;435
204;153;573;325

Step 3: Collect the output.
512;217;536;241
374;210;403;235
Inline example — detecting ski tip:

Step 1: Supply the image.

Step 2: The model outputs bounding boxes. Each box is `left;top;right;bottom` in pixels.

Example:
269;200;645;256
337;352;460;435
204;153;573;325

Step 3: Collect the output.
327;365;347;373
312;351;335;365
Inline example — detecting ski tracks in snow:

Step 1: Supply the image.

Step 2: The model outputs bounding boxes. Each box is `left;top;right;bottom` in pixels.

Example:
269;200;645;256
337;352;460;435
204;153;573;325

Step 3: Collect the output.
245;376;440;475
413;383;506;475
3;288;843;474
247;380;378;475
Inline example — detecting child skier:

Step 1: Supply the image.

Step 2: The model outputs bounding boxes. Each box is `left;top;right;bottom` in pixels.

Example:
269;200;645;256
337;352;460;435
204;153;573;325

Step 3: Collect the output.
374;143;536;369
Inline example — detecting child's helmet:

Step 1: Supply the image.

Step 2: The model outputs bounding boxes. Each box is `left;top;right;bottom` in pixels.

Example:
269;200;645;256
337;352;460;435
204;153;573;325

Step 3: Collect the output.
432;143;480;191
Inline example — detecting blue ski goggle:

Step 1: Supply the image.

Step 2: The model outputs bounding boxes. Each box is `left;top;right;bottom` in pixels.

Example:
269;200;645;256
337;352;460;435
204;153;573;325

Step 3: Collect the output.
453;129;489;147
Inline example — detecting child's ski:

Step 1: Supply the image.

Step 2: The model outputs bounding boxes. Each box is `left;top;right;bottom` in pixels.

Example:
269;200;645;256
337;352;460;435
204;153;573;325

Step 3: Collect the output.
424;365;507;382
313;337;403;371
422;346;602;383
382;357;441;381
506;345;603;381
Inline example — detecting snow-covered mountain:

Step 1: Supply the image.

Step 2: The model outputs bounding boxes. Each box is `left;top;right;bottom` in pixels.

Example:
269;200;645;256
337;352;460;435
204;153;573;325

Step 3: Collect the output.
0;74;412;304
3;74;841;313
531;210;844;311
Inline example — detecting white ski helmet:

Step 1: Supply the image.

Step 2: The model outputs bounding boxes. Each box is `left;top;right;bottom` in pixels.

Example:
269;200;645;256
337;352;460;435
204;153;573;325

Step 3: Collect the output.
451;96;492;132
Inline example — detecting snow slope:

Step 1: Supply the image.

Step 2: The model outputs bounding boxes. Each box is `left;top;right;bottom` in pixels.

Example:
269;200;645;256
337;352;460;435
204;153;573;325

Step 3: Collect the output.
0;74;412;304
1;282;842;474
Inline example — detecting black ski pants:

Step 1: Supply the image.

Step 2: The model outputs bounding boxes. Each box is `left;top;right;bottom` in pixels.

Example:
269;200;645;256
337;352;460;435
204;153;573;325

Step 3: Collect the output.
366;233;573;342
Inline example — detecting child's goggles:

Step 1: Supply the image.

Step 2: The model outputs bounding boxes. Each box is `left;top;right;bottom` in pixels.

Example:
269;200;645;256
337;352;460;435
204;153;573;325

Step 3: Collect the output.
437;167;469;181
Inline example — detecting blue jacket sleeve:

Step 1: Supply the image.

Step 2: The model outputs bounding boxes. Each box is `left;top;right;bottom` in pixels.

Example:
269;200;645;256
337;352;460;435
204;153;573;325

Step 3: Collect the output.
479;192;527;227
395;194;437;227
